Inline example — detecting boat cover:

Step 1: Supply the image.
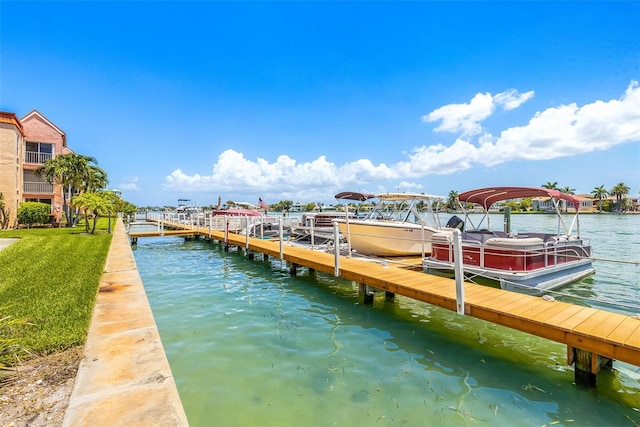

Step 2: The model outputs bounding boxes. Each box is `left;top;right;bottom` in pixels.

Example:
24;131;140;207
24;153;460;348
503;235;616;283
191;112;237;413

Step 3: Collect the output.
334;191;376;202
458;187;581;211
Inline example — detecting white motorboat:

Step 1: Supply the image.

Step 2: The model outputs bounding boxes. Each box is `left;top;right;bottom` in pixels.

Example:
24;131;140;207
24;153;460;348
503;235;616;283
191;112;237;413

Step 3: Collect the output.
335;192;451;257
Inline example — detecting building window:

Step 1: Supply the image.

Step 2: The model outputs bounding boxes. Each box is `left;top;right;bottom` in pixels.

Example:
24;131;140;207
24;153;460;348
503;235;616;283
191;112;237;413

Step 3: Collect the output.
25;142;53;164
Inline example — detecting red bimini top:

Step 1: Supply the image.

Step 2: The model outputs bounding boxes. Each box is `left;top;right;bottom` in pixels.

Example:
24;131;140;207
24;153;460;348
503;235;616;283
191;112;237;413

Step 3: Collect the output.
457;187;581;211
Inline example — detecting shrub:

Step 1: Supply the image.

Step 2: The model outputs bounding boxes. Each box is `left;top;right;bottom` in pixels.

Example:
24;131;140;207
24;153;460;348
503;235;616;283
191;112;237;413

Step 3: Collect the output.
17;202;51;227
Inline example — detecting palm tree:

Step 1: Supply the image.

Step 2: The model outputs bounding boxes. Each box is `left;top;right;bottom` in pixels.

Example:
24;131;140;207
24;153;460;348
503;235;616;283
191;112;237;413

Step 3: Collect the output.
540;182;559;211
558;187;576;212
71;191;115;233
610;182;630;212
559;186;575;195
447;190;459;212
101;190;122;233
35;153;105;226
591;185;608;213
83;166;108;193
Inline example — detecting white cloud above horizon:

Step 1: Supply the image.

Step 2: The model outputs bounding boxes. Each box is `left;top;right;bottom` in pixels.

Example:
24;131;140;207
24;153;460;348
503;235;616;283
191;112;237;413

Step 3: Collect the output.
421;88;535;136
164;81;640;201
117;177;140;191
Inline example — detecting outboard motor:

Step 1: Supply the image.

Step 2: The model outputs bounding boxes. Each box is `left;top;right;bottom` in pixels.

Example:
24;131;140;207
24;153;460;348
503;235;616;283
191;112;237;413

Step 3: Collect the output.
446;215;464;231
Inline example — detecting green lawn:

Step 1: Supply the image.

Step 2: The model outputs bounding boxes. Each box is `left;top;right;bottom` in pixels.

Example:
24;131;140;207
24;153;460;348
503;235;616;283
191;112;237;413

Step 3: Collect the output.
0;220;113;367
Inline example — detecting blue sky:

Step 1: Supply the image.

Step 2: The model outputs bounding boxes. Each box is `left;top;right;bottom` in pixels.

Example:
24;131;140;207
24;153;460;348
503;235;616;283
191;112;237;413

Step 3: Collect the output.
1;1;639;208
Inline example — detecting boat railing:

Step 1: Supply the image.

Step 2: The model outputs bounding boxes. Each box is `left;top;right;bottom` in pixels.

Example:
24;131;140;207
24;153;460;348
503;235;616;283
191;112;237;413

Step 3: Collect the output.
432;233;592;272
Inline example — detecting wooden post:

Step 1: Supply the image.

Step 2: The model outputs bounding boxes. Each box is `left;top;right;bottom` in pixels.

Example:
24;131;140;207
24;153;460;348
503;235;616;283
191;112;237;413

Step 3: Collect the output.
359;283;374;305
503;206;511;234
290;263;298;276
385;291;395;301
568;346;612;387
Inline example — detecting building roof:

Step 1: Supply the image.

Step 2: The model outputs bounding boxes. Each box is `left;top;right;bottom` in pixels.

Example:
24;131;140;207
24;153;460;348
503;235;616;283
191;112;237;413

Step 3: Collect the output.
20;109;67;146
0;111;25;135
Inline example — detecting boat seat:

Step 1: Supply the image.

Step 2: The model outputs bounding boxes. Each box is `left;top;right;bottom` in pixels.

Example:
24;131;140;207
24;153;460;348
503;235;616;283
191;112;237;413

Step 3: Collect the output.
463;230;508;244
485;237;544;247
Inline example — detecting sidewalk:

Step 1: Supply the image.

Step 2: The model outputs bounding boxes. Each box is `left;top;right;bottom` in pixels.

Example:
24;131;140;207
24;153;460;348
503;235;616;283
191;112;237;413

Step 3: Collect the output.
0;238;19;251
62;218;189;426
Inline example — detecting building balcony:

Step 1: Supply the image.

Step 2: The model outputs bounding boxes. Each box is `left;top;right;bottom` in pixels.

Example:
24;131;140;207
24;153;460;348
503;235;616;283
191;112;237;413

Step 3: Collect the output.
24;181;54;194
25;151;53;164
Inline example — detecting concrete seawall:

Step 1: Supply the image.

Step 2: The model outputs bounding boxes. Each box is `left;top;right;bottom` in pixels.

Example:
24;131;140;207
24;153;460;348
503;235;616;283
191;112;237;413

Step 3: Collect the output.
63;218;189;426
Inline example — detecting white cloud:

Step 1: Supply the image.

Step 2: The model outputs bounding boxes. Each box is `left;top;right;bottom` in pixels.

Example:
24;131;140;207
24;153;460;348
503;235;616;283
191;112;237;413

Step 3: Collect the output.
479;80;640;165
422;92;494;136
494;89;535;111
421;89;535;136
164;82;640;202
117;177;140;191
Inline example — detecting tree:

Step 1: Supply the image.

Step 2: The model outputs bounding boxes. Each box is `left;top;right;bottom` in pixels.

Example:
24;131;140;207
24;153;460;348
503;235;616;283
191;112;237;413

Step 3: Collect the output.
558;187;575;212
591;185;608;213
82;165;108;193
446;190;459;211
16;202;51;228
519;197;533;212
0;193;10;230
35;153;107;227
559;186;575;195
542;181;558;190
610;182;630;212
71;192;115;234
271;200;293;213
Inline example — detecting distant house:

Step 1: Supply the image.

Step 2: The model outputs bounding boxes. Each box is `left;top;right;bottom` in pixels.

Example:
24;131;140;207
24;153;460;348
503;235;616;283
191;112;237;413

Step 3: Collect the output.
532;194;638;213
0;110;72;227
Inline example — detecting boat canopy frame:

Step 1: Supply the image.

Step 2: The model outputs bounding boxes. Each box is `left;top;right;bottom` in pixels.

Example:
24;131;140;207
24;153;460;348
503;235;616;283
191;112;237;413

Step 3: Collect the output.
360;192;447;228
456;186;583;237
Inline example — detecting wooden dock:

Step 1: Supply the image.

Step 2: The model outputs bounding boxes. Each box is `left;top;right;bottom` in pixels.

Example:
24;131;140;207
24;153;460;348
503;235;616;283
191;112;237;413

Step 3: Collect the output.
130;219;640;387
128;229;197;244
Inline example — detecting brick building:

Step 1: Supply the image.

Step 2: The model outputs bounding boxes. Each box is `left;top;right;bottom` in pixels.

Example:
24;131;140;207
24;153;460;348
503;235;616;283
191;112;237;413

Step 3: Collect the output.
0;110;71;227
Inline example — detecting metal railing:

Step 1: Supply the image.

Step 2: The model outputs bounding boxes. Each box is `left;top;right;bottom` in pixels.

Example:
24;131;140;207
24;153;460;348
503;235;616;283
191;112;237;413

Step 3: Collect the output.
25;151;53;164
23;181;54;194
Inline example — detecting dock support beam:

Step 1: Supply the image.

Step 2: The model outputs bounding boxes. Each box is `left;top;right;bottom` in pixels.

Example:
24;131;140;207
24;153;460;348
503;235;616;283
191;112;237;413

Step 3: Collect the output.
385;291;395;301
568;346;612;387
290;263;298;276
359;283;374;304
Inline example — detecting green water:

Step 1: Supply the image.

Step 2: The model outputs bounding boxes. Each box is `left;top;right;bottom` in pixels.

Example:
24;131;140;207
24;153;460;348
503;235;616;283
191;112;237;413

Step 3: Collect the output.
134;218;640;426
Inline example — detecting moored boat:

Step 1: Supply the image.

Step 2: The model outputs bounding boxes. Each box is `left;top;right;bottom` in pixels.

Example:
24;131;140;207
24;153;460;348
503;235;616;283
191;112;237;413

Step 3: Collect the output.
423;186;595;293
291;191;376;241
335;192;451;257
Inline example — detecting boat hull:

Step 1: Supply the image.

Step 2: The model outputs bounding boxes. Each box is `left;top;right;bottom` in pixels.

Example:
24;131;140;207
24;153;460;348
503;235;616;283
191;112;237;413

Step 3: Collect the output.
337;220;441;256
424;257;594;294
423;231;594;293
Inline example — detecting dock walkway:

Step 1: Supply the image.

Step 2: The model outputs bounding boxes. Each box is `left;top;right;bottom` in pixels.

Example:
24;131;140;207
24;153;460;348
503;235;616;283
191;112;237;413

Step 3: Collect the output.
139;218;640;386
